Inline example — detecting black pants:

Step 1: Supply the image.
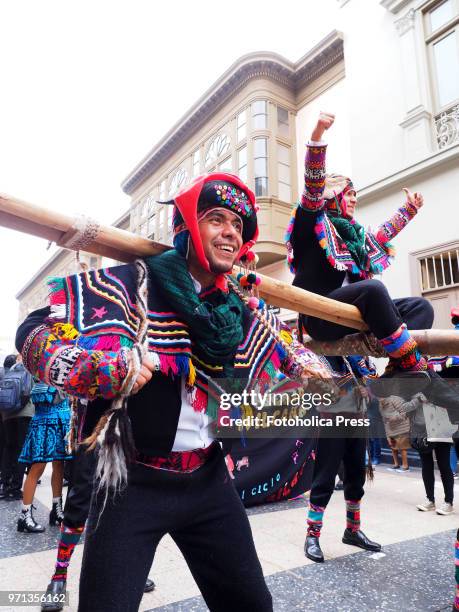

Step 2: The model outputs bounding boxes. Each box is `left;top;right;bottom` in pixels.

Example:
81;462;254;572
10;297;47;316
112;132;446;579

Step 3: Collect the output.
0;416;31;490
310;436;366;508
63;445;97;528
79;446;272;612
419;442;454;504
303;279;434;341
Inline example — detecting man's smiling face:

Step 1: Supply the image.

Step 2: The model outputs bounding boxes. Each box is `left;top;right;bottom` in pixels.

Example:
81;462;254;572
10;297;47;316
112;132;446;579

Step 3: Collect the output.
195;207;243;274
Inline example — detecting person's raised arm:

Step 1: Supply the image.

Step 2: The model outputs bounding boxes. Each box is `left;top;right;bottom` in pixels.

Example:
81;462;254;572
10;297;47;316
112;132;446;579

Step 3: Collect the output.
300;112;335;212
374;188;423;244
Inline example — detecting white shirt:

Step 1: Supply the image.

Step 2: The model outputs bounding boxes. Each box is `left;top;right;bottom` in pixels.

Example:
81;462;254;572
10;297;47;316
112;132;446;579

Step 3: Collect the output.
171;275;214;452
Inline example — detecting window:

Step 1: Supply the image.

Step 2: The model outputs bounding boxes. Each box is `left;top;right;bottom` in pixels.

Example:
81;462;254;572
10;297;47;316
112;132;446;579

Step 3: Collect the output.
157;207;166;241
418;247;459;291
238;146;247;182
252;100;267;130
166;204;174;244
277;143;291;202
218;156;233;172
253;137;268;196
159;180;166;201
147;214;156;240
237;110;247;142
205;133;230;166
430;0;454;30
169;167;188;196
192;150;200;176
425;1;459;147
277;107;289;137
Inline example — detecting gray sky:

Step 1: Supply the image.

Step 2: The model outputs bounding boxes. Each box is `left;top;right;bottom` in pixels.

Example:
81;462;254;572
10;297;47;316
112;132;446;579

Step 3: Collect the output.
0;0;339;350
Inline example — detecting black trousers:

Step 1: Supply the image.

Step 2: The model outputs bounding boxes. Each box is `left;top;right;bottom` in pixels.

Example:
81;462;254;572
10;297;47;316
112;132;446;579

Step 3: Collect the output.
0;416;31;490
79;446;272;612
303;279;434;341
419;442;454;504
310;436;366;508
63;445;97;528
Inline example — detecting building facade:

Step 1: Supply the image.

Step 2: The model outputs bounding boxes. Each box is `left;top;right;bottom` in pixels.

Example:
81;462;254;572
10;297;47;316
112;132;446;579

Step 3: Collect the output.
123;0;459;329
17;0;459;331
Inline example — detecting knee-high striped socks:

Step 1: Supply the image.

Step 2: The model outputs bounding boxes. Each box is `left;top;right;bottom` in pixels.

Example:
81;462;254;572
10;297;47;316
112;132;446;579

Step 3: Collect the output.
346;499;361;532
51;524;84;582
306;503;325;537
380;324;426;372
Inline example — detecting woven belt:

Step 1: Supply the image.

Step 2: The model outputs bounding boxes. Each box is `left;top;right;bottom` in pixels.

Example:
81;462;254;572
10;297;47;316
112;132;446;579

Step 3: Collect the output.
135;441;218;473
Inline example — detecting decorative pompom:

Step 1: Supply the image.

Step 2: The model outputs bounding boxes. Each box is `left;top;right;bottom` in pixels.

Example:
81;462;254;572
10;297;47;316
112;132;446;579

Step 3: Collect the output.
253;253;259;265
237;273;244;281
258;299;265;309
247;272;257;284
245;250;256;262
247;297;260;309
240;275;249;287
254;276;261;286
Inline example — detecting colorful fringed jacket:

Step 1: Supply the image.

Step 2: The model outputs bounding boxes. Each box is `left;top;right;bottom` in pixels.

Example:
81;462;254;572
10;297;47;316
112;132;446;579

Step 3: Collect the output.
285;143;418;298
16;261;328;457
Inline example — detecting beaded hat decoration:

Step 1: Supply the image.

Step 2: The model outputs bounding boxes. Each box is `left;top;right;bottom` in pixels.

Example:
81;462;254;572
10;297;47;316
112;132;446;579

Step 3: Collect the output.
212;183;254;217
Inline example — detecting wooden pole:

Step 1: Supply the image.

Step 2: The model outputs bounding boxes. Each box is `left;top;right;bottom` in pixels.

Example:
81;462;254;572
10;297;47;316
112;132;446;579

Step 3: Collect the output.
0;192;366;329
303;330;459;357
2;193;458;357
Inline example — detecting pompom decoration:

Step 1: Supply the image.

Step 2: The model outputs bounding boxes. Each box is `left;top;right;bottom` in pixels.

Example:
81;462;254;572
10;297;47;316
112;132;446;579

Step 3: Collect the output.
258;299;265;309
255;276;261;286
240;276;249;287
247;297;260;310
245;250;256;262
237;273;244;281
247;273;257;284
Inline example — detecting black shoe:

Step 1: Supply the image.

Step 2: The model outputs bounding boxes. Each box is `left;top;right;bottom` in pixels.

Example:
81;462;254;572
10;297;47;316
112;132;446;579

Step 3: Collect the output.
49;499;64;526
342;528;381;551
304;535;324;563
41;579;66;611
17;506;45;533
334;480;344;491
144;578;155;593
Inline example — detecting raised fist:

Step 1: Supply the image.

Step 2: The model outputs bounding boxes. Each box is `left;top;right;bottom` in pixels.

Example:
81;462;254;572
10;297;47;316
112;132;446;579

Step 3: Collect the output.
311;112;335;142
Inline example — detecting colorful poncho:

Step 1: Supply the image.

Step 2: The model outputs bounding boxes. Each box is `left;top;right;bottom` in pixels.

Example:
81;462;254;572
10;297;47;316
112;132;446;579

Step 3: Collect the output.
44;260;300;419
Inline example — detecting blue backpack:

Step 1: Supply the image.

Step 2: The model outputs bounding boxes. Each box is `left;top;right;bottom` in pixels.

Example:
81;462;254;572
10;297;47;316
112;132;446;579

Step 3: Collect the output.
0;365;32;415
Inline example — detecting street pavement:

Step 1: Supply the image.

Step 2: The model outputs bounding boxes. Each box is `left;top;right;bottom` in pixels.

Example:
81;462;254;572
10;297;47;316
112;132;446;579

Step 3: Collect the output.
0;464;457;611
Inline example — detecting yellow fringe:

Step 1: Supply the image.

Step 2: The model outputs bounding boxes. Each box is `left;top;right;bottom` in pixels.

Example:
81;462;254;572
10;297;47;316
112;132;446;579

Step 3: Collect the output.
187;358;196;386
52;323;80;340
279;330;293;345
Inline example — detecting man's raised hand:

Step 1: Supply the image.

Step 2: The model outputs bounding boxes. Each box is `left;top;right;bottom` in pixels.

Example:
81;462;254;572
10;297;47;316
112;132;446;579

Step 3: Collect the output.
311;112;335;142
402;188;424;210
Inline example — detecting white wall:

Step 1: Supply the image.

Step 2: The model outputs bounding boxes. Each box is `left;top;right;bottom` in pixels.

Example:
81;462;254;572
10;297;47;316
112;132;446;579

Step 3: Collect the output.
295;77;352;196
338;0;408;188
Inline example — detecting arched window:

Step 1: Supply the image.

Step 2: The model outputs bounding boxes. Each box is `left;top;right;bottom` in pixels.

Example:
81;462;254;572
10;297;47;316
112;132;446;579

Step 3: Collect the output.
205;133;230;166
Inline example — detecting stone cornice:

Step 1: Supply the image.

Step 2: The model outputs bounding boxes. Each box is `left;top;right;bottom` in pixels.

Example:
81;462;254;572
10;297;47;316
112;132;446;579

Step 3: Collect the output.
380;0;413;14
121;31;344;195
